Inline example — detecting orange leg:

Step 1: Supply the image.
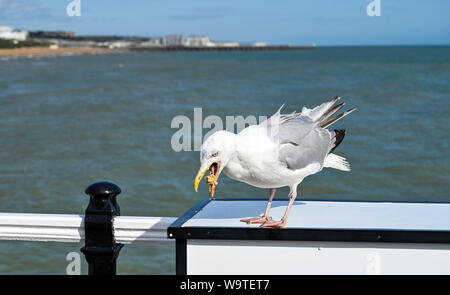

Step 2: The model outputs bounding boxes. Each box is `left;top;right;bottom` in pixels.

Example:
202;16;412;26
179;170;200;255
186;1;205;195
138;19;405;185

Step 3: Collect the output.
240;188;275;224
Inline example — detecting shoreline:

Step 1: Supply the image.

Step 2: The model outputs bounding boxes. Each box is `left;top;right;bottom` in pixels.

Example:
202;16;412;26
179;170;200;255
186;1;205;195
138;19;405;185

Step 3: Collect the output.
0;45;317;59
0;47;119;58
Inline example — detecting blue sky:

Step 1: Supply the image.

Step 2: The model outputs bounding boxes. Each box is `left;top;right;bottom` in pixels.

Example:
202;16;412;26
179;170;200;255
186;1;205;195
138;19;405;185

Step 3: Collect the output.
0;0;449;46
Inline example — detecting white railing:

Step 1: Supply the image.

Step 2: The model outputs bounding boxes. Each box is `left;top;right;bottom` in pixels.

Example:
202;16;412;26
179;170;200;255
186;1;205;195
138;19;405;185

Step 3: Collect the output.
0;213;176;244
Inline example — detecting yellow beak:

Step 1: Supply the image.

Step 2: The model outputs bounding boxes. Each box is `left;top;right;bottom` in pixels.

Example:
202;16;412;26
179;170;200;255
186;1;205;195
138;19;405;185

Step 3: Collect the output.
194;168;208;192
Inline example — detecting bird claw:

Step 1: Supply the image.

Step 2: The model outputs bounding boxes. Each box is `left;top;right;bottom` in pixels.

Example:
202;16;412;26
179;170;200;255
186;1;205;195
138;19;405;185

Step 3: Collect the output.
240;216;270;224
260;219;286;228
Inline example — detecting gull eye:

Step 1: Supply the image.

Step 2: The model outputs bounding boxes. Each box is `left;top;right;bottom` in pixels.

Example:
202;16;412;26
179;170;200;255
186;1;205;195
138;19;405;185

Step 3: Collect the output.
211;152;219;157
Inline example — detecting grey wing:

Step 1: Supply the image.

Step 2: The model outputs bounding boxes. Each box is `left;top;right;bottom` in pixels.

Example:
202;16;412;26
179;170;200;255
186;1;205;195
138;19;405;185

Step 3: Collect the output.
260;108;316;144
278;127;333;170
260;105;333;170
278;116;316;145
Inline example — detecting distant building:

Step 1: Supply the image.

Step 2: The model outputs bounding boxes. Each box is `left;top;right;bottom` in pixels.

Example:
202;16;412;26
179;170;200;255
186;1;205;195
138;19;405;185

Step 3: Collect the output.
185;36;210;47
252;42;267;47
215;41;240;48
146;37;164;47
107;41;132;49
163;35;184;46
138;37;163;47
0;26;28;41
138;35;241;48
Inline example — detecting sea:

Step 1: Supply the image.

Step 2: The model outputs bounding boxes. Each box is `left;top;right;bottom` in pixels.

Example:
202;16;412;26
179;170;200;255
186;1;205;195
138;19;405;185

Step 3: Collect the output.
0;46;449;274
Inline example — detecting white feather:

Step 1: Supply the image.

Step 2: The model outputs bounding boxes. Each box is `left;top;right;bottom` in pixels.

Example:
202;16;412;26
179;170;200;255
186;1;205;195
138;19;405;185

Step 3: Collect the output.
323;153;351;171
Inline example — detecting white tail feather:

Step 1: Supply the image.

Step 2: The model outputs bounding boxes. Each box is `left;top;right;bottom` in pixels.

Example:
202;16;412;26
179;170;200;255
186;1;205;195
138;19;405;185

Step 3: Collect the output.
324;153;351;171
301;96;340;122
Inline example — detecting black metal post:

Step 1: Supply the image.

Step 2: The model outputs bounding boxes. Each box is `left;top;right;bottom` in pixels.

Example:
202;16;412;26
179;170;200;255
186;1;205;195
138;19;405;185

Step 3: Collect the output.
80;182;124;275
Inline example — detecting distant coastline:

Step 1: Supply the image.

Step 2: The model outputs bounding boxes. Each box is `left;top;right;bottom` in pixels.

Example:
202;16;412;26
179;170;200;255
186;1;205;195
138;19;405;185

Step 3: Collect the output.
131;45;316;52
0;45;317;59
1;26;318;59
1;27;317;58
0;46;119;58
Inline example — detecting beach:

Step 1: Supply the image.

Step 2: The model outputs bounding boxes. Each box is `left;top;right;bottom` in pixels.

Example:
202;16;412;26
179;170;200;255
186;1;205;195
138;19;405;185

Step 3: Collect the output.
0;46;117;58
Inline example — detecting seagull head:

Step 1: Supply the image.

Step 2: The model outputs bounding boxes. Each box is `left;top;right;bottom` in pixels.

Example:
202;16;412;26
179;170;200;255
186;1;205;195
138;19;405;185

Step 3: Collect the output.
194;130;236;196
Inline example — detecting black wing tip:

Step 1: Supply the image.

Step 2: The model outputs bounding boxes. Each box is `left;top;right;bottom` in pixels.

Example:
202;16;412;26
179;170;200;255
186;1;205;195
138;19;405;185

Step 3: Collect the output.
329;129;346;154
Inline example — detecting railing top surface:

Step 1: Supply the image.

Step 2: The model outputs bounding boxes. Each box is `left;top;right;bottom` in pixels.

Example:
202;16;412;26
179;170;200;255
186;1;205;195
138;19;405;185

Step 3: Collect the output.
0;212;176;244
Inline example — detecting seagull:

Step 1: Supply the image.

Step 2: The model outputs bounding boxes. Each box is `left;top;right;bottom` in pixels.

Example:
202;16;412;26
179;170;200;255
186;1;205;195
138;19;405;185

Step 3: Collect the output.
194;96;356;228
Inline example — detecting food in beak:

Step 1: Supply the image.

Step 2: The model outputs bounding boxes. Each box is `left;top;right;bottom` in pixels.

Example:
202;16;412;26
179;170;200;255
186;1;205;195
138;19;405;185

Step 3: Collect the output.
194;162;220;197
205;162;220;197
